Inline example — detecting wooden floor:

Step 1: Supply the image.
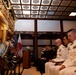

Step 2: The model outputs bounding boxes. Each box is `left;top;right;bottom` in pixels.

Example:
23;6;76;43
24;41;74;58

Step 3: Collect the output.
15;63;45;75
22;66;41;75
7;62;45;75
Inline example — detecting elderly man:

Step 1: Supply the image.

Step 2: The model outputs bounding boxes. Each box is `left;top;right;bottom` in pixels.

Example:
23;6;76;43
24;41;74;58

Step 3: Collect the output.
59;29;76;75
45;38;67;75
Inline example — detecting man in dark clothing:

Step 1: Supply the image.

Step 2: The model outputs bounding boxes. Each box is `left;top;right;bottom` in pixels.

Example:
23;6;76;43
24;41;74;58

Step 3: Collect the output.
37;46;57;73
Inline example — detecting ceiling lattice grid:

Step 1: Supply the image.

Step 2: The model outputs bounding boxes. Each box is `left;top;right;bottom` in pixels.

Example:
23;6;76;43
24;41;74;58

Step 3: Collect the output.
10;0;76;20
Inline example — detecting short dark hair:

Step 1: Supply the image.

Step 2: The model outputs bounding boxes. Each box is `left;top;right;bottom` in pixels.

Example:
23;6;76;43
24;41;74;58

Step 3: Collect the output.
67;29;76;34
63;35;68;39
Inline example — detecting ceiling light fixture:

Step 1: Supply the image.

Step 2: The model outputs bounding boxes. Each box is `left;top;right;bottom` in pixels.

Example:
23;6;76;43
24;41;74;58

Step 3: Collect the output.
69;12;76;16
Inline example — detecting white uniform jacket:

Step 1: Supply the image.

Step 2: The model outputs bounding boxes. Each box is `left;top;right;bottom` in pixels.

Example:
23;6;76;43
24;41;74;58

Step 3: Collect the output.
62;40;76;67
53;44;67;62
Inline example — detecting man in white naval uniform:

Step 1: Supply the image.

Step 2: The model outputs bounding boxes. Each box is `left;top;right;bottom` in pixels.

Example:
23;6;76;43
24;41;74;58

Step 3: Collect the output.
59;29;76;75
45;38;67;75
63;35;72;56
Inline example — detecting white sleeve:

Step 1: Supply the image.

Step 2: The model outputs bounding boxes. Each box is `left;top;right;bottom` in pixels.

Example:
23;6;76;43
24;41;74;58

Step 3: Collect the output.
62;58;76;67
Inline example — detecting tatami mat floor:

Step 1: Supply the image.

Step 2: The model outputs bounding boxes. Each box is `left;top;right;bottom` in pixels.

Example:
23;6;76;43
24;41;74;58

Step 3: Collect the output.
22;66;42;75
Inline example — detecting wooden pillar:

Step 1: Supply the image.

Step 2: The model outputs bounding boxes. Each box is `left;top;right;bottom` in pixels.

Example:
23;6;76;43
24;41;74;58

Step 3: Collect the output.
60;20;64;40
50;37;52;47
34;20;38;60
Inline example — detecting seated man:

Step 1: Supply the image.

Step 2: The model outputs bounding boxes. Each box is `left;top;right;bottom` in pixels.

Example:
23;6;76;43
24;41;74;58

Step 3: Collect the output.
59;29;76;75
45;38;67;75
41;46;56;61
37;45;56;73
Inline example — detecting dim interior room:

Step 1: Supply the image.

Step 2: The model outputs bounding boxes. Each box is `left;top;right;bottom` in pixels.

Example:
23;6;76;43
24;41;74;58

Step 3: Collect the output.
0;0;76;75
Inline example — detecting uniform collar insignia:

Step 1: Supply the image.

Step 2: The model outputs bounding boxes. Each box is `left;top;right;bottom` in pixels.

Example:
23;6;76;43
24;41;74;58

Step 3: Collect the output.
67;47;70;50
73;45;76;49
70;43;73;45
59;49;61;52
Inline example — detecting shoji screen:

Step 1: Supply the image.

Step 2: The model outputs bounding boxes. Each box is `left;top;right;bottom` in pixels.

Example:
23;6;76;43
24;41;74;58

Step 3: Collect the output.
15;20;34;31
63;21;76;32
37;20;60;32
22;39;33;50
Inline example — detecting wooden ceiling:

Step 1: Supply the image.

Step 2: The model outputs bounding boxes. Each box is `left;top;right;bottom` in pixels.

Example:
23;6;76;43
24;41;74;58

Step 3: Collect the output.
9;0;76;20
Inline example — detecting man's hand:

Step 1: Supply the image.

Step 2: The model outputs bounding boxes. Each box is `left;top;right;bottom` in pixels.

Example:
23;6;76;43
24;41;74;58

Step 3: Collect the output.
41;52;44;54
59;65;65;71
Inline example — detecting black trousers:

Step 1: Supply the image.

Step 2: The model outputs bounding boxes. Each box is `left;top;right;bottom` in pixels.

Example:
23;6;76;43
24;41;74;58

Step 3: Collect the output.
37;58;47;73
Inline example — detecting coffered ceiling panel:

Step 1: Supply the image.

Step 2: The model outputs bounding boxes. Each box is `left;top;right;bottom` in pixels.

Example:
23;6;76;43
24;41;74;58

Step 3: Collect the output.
40;6;48;10
31;6;39;10
21;0;30;4
49;6;58;11
13;5;21;9
51;0;61;5
24;15;30;18
70;1;76;6
39;11;46;14
11;0;20;4
55;12;62;15
60;1;71;6
9;0;76;20
53;16;60;19
42;0;51;5
22;5;30;10
32;0;40;4
39;15;45;18
14;10;22;14
16;15;23;18
31;14;38;18
57;7;66;11
65;7;74;11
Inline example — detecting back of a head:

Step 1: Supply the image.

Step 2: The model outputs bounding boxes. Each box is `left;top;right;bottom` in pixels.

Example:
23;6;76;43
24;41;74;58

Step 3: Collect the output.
63;35;70;46
55;38;62;47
